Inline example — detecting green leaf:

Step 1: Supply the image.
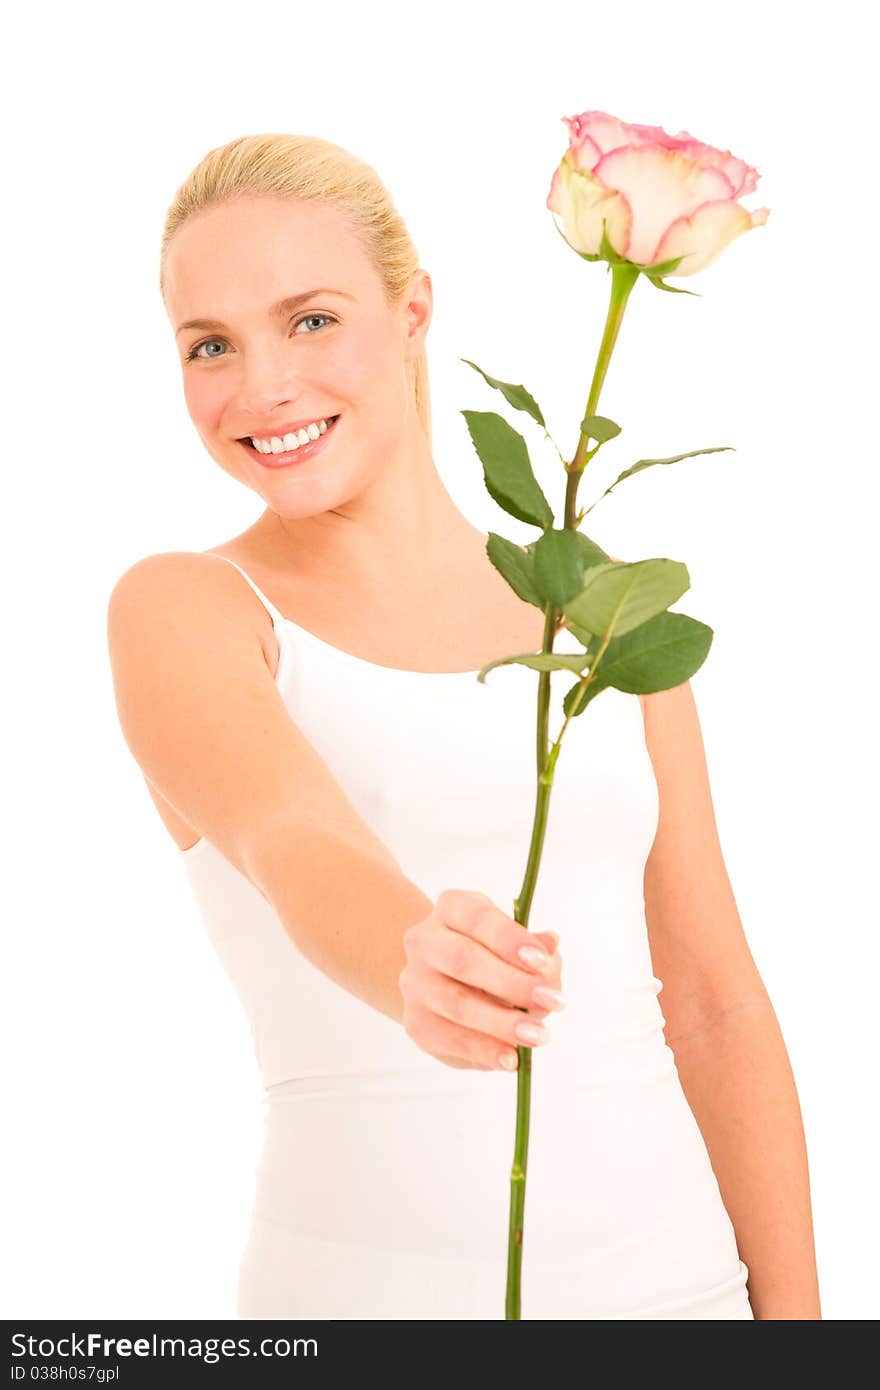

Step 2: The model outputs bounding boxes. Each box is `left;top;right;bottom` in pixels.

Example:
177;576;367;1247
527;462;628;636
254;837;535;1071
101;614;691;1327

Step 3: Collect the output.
644;252;692;277
553;538;617;642
476;650;592;685
583;446;734;514
532;528;586;606
571;532;612;569
562;558;690;639
520;529;611;609
527;530;609;568
460;360;546;429
563;677;603;718
590;609;713;693
645;273;701;297
561;610;713;716
461;409;554;529
579;413;621;447
564;617;596;646
485;532;544;607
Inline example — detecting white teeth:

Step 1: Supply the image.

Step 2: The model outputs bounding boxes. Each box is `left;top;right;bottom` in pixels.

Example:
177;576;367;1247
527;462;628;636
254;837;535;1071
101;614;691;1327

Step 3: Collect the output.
250;417;334;453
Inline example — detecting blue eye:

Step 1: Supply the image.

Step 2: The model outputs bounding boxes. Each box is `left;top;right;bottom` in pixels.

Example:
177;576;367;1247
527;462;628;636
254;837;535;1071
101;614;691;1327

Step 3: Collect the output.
186;339;225;362
185;312;336;362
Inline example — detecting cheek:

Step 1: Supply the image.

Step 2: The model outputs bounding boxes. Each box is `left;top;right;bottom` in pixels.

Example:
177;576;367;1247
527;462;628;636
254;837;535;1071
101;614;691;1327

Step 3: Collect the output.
332;325;401;400
326;338;376;396
183;373;226;433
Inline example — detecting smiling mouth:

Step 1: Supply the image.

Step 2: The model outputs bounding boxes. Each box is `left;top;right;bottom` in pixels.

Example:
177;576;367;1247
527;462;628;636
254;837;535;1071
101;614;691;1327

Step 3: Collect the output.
236;415;342;464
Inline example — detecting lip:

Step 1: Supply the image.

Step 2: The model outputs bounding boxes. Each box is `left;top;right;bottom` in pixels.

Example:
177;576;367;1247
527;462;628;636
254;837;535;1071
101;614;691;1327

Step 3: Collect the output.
245;414;338;441
238;415;341;469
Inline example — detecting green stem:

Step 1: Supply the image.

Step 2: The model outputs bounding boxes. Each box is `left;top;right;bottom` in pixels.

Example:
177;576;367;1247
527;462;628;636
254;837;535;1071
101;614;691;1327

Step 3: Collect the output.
504;261;640;1320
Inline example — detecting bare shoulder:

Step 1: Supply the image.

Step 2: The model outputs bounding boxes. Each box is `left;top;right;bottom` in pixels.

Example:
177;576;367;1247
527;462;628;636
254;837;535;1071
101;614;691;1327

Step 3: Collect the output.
106;550;281;854
108;547;250;607
107;549;278;670
106;545;402;892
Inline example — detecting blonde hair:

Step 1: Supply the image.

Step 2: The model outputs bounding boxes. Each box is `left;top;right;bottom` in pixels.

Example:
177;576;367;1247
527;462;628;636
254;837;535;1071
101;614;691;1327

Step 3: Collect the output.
159;133;432;441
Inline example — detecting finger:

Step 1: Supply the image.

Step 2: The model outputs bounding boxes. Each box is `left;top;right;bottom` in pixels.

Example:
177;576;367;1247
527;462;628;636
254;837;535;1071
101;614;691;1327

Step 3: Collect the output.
421;928;561;1018
405;998;530;1072
478;985;557;1023
419;969;553;1053
435;889;558;979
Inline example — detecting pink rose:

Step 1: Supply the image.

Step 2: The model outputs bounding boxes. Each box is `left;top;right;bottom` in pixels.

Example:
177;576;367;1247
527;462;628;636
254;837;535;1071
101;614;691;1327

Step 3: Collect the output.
547;110;770;277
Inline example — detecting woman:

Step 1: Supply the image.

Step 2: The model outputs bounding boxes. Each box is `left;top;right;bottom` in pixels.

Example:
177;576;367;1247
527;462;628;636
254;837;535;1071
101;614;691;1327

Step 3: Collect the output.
106;133;821;1319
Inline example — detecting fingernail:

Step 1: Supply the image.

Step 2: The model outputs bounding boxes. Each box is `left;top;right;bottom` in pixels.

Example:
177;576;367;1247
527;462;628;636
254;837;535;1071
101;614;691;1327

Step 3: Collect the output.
531;986;568;1011
519;945;549;969
515;1020;549;1044
499;1051;518;1071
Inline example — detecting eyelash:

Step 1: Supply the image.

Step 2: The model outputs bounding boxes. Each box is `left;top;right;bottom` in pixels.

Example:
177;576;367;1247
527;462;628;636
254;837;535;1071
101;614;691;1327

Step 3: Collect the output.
184;312;337;362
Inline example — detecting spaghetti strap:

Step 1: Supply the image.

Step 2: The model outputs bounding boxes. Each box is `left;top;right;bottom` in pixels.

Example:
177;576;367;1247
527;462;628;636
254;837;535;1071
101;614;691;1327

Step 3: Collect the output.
204;552;286;632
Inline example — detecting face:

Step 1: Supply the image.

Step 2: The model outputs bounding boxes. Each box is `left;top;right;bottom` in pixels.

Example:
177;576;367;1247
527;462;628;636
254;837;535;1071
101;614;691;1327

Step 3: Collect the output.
163;196;432;520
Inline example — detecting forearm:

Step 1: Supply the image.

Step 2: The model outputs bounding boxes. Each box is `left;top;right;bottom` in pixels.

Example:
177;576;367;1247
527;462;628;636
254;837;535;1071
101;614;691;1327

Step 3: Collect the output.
246;814;434;1025
668;997;822;1319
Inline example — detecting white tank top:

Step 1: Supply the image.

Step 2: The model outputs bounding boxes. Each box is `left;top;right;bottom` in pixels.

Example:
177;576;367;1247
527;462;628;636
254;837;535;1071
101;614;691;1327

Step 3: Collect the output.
177;552;752;1319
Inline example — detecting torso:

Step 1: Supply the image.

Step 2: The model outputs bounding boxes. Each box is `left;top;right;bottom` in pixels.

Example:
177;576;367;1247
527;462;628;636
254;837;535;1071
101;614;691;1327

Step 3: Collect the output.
146;530;645;852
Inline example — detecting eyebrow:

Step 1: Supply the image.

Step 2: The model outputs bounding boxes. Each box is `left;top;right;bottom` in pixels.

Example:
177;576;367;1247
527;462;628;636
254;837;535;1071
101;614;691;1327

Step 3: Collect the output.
175;288;355;337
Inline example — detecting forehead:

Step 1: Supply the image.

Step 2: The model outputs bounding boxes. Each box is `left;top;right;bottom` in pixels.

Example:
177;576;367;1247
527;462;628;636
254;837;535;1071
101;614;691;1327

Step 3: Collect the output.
164;196;370;312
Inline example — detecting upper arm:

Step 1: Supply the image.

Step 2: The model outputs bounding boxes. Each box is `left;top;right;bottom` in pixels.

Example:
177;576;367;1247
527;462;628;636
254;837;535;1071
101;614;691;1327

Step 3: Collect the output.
640;679;769;1034
588;552;765;1022
106;552;399;888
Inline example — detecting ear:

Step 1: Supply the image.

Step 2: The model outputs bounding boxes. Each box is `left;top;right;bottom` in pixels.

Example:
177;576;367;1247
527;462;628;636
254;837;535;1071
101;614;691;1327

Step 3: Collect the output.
402;267;432;359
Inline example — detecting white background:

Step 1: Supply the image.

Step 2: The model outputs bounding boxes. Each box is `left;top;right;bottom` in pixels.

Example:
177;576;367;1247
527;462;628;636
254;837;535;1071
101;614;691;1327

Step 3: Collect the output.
3;0;876;1321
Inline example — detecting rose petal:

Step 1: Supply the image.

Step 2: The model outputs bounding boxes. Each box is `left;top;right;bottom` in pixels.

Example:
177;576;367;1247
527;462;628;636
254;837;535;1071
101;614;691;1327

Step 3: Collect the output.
547;160;632;259
594;145;733;266
653;200;771;277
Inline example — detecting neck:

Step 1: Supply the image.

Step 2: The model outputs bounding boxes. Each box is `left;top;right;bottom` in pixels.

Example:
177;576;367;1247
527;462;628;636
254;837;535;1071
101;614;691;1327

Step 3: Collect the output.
255;423;485;599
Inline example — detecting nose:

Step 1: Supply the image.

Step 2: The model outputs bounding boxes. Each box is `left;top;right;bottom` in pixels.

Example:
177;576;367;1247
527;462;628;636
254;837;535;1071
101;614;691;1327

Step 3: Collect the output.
236;346;307;417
